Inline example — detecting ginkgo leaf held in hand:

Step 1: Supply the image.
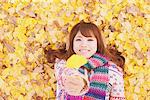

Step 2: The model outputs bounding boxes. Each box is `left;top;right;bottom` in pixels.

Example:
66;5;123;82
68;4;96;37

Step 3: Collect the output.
66;54;87;68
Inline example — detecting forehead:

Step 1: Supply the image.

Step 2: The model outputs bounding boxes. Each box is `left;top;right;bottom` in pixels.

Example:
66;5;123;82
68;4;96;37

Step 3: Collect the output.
75;31;95;38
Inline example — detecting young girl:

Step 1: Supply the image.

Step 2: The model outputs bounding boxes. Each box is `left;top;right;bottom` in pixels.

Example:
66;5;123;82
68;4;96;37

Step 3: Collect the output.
44;21;125;100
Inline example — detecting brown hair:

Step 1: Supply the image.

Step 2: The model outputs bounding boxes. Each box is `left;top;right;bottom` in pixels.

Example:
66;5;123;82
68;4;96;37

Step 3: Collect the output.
66;20;106;59
106;45;125;69
44;21;125;69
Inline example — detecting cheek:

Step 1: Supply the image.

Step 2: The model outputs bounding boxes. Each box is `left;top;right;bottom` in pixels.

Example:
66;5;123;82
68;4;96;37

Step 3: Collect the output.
90;42;97;51
92;42;97;48
73;42;79;53
93;45;97;53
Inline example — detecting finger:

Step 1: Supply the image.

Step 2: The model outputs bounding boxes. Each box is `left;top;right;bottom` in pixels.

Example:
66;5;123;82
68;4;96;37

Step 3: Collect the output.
64;77;84;88
66;76;84;86
91;70;94;75
84;69;88;79
64;82;81;92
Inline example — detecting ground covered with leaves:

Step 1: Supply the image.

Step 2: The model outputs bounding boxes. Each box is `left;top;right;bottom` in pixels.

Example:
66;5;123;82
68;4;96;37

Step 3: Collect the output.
0;0;150;99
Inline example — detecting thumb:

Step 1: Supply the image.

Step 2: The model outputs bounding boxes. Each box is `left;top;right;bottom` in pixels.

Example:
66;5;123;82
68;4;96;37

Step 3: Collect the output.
84;69;88;80
91;70;94;75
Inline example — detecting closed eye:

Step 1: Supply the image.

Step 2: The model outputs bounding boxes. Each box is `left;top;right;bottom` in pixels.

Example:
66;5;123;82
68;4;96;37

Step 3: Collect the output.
75;39;82;41
87;39;94;41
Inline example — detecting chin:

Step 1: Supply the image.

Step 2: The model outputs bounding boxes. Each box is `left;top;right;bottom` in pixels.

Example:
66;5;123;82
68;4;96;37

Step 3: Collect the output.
84;55;92;59
77;52;92;58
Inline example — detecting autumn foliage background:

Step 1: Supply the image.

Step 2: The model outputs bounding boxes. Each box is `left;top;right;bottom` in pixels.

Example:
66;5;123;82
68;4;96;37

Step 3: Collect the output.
0;0;150;100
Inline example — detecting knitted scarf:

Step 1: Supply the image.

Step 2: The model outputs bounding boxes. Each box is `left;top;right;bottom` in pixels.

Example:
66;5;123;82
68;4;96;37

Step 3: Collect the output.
66;52;109;100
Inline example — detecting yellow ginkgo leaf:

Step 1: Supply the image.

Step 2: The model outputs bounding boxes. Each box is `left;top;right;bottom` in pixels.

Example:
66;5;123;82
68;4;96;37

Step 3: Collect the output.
2;67;12;78
14;26;27;42
4;86;11;95
0;20;5;26
2;3;12;11
8;7;16;15
105;11;113;22
18;95;25;100
140;87;147;96
0;43;3;52
26;89;35;100
113;4;122;15
14;45;25;59
28;53;35;62
61;0;69;4
35;29;47;43
0;0;149;99
66;54;87;68
0;77;5;88
3;40;15;53
136;16;145;26
10;88;22;98
53;0;61;4
134;85;140;93
79;13;89;21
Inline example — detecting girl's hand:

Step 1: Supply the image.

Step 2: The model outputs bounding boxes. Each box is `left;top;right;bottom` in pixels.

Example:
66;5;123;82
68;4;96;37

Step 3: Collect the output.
63;69;89;96
63;75;85;95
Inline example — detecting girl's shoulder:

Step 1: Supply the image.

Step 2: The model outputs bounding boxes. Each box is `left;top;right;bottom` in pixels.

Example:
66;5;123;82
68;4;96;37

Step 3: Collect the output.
107;61;124;86
54;59;67;79
54;59;66;69
55;58;66;64
108;61;123;75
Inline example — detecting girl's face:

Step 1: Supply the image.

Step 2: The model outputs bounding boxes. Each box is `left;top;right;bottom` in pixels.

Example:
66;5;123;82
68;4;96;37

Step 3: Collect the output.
73;31;97;58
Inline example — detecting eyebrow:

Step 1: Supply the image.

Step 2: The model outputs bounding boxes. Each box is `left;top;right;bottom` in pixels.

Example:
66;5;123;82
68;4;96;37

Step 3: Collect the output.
76;36;82;38
76;36;95;39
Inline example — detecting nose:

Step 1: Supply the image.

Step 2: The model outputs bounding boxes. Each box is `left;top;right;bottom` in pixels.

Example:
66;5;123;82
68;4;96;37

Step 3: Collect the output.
80;40;88;47
80;45;87;48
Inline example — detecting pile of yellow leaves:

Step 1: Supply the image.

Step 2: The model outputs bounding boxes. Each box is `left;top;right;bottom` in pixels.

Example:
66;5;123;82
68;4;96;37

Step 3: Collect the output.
0;0;149;99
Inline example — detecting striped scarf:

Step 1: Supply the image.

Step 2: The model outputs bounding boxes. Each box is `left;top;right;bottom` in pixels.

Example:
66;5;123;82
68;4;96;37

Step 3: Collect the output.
66;52;109;100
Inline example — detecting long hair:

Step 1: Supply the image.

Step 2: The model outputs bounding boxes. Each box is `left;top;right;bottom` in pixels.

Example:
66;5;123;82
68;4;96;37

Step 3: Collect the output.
44;21;125;69
66;20;106;59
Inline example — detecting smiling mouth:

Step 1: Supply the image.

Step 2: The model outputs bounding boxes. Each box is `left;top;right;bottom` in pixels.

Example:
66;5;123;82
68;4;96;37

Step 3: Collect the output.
79;49;90;52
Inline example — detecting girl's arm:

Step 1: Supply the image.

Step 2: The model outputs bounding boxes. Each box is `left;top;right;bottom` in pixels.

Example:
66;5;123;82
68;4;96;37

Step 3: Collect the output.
54;59;67;100
108;63;125;100
54;59;66;80
54;58;90;98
